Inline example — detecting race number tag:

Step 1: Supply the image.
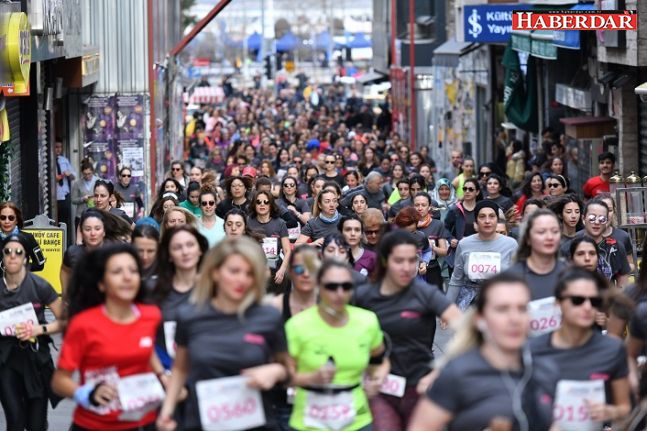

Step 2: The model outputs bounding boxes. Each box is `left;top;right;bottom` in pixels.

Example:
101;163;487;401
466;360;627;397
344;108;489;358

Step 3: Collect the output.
163;321;177;359
379;374;406;398
83;367;121;416
196;376;266;431
466;252;501;281
528;297;562;337
0;303;39;337
304;390;356;431
288;225;301;241
262;237;279;257
122;202;136;218
554;379;605;431
117;372;165;422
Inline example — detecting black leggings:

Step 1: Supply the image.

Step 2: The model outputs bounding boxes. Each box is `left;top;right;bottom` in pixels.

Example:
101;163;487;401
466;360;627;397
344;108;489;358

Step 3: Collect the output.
70;424;156;431
0;365;48;431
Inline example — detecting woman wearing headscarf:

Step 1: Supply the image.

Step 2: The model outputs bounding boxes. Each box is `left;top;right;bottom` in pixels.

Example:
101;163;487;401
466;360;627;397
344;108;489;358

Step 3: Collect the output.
429;179;456;222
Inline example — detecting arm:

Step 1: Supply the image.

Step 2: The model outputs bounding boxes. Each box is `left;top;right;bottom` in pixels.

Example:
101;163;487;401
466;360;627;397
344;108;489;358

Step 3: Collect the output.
408;397;453;431
60;265;72;296
587;378;631;422
433;238;449;257
446;244;465;303
294;234;311;246
275;237;291;283
440;304;462;327
157;346;190;430
627;337;644;395
71;182;86;205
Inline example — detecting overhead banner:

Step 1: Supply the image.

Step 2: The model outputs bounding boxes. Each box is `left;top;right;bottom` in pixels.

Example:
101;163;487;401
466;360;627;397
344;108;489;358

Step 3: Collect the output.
0;12;31;96
464;4;531;43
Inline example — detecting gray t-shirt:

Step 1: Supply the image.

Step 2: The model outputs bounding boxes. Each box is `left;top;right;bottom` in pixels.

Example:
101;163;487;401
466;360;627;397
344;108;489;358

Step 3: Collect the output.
530;331;628;403
247;217;289;256
447;234;518;302
427;347;557;431
301;216;340;241
505;260;569;300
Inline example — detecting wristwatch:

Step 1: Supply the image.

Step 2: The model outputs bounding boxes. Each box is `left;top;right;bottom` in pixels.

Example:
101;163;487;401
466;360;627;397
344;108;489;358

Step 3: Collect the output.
41;325;47;335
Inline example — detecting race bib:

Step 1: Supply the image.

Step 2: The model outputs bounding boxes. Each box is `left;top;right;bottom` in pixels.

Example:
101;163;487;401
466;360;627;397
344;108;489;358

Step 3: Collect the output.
304;390;356;431
528;297;562;337
117;372;165;422
554;379;605;431
466;252;501;281
262;237;279;257
196;376;266;431
83;367;121;416
288;225;301;241
163;321;177;359
0;303;39;337
122;202;136;218
379;374;406;398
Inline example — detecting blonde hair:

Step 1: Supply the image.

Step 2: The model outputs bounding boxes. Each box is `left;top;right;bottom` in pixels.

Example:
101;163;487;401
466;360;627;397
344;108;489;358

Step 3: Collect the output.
434;308;482;369
312;189;337;218
191;236;268;317
161;206;198;237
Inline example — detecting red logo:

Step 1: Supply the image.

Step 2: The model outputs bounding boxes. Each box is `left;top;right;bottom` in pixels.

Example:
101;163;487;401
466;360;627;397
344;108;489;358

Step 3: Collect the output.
244;333;266;345
400;311;422;319
512;10;636;31
590;373;609;381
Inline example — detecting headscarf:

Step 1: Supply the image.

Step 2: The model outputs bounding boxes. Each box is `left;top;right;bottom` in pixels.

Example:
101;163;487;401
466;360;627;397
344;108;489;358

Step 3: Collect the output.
430;178;457;208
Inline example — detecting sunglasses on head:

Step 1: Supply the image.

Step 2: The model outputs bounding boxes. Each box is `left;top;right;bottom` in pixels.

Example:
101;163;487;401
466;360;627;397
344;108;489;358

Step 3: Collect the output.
462;186;476;192
0;215;16;221
201;200;215;207
322;282;354;292
2;248;24;256
561;295;603;309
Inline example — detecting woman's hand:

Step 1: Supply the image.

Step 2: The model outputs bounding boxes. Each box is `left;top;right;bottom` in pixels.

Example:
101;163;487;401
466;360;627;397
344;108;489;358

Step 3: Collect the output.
156;415;177;431
450;239;458;248
418;261;427;275
92;382;118;406
416;369;440;395
15;321;36;341
275;268;286;284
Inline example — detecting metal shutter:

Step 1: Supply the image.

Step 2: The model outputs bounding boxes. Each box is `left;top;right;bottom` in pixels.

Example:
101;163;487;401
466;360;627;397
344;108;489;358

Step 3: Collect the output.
6;98;21;203
640;101;647;176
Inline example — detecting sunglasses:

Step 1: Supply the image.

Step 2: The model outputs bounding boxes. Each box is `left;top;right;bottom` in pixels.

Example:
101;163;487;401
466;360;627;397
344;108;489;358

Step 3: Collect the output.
256;200;269;205
322;282;354;292
0;215;16;221
121;174;131;178
365;229;380;236
586;214;608;224
283;183;296;188
3;248;24;256
561;295;603;309
292;264;307;275
480;171;492;177
294;159;302;164
201;200;215;207
172;167;182;171
547;183;561;188
325;160;335;164
462;187;476;192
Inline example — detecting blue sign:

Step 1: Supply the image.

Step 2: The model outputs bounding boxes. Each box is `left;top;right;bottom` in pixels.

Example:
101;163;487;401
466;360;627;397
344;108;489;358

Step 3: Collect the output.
464;4;531;43
553;3;594;49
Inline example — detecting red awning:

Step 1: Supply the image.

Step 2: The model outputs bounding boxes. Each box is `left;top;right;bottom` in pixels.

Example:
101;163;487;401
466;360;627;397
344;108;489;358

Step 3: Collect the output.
184;86;225;105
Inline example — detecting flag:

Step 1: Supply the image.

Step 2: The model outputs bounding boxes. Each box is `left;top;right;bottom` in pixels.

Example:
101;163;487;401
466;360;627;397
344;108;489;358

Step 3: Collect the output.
502;42;538;133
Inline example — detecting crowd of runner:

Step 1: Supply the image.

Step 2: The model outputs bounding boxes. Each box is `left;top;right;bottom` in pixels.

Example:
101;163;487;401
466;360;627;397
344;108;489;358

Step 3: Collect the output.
0;81;645;430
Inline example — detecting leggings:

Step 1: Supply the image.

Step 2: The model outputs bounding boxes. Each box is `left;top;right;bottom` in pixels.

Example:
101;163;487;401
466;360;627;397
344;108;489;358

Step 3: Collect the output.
369;387;420;431
0;365;48;431
70;424;156;431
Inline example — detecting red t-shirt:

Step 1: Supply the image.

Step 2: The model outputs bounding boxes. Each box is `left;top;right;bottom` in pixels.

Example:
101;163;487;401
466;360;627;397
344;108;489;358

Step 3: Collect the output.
583;176;610;199
58;304;161;430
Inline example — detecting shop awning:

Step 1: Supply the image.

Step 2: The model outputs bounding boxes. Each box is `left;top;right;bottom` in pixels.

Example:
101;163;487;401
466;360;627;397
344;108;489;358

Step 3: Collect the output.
553;3;595;49
511;30;557;60
432;39;475;67
184;86;225;105
635;82;647;95
356;71;388;85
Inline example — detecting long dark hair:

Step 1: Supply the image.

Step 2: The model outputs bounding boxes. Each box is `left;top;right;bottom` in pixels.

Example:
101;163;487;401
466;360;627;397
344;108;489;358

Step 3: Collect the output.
372;229;419;282
152;225;209;303
65;244;145;322
521;173;545;198
248;190;280;219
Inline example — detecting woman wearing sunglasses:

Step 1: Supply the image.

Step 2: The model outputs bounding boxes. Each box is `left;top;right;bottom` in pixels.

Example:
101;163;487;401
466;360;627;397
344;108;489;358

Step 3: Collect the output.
0;202;45;272
248;190;291;293
452;157;475;200
353;230;461;431
546;174;570;197
444;178;482;279
277;176;311;242
0;233;63;431
196;189;225;248
287;260;387;431
530;268;631;428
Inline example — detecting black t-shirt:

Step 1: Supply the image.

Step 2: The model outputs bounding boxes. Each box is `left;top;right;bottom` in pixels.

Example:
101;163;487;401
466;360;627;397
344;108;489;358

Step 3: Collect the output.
352;280;451;385
324;172;345;188
629;302;647;340
490;195;514;213
427;347;557;431
301;216;340;241
463;208;476;237
247;217;289;256
176;303;287;430
505;260;569;300
63;244;87;269
530;331;629;403
609;227;632;259
560;233;630;281
155;288;192;357
215;198;249;219
419;219;451;259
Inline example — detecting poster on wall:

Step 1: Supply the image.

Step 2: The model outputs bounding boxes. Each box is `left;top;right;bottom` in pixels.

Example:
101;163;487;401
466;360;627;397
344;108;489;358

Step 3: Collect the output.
119;141;144;177
83;95;116;180
116;95;144;140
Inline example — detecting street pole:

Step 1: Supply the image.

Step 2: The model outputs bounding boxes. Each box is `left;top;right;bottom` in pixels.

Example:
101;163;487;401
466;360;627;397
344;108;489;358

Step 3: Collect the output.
409;0;416;149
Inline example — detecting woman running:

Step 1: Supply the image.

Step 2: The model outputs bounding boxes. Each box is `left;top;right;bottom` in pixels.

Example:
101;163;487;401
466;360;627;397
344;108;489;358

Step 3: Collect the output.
413;193;450;290
339;214;377;277
196;188;225;247
131;224;160;289
296;189;342;247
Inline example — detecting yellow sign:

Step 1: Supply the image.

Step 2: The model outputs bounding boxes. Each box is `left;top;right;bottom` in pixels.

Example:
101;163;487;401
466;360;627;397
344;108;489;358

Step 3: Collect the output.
23;228;64;294
286;60;295;73
0;107;8;142
0;12;31;96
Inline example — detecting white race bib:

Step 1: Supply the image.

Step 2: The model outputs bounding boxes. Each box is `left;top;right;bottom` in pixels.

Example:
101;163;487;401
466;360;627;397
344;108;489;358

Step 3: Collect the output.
0;303;39;337
554;379;605;431
528;297;562;337
196;376;266;431
262;237;279;257
117;372;165;421
466;252;501;281
288;226;301;241
122;202;136;218
83;367;121;416
303;390;356;431
379;374;406;398
163;321;177;359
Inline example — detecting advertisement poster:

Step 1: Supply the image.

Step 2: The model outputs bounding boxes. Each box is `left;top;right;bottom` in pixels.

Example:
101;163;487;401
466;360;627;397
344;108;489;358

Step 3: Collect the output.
119;142;144;177
83;95;116;180
116;95;144;140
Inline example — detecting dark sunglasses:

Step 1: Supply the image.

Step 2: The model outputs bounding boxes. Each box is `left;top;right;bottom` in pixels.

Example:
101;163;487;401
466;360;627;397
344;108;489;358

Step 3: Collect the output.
0;215;16;221
462;186;476;192
480;171;492;177
365;229;380;236
121;174;132;178
283;183;296;188
256;200;269;205
201;200;215;207
322;282;354;292
292;264;307;275
172;167;182;171
547;183;561;188
325;160;335;164
3;248;24;256
561;295;603;309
